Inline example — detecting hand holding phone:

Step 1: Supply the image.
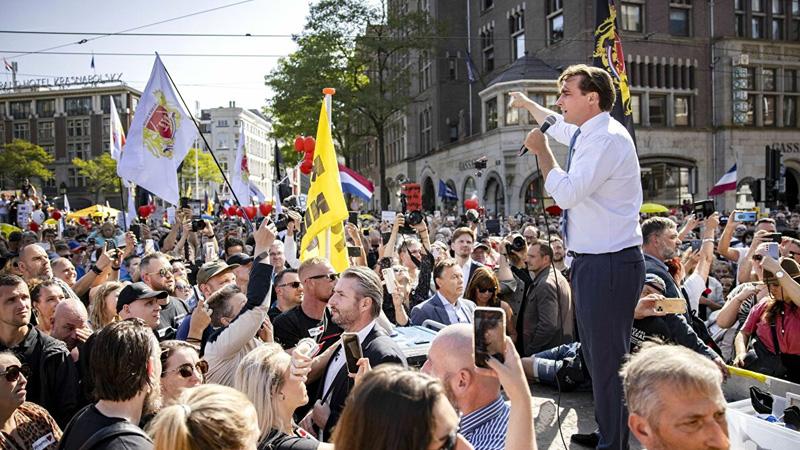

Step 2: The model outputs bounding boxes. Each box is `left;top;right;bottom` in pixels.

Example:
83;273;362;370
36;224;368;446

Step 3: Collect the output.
382;268;397;292
474;307;506;368
654;298;688;314
341;332;363;374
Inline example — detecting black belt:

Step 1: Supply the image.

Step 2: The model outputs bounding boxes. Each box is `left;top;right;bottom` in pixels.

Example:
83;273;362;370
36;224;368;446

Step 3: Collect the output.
567;245;639;258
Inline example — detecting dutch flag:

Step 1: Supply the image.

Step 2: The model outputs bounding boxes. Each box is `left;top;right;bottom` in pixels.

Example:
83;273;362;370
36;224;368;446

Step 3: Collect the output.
338;164;374;202
708;164;737;196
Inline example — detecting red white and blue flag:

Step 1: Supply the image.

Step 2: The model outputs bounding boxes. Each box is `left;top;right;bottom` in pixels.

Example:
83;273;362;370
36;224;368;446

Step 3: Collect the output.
338;164;374;201
709;164;737;196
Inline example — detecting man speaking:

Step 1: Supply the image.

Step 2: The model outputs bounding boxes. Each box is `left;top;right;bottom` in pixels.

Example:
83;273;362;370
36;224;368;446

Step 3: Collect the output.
511;64;644;450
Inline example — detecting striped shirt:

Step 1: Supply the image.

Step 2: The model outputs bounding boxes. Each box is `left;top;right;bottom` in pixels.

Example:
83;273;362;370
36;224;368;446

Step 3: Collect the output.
459;395;510;450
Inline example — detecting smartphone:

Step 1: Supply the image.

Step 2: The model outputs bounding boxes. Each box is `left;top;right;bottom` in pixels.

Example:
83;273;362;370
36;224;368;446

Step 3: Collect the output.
474;307;506;368
734;211;757;223
692;200;715;220
765;233;783;244
144;239;155;254
129;223;141;240
348;211;359;225
485;219;500;235
381;232;392;245
689;239;701;252
654;298;688;314
295;337;321;358
382;268;397;292
341;332;363;374
347;246;363;257
204;242;218;262
766;242;780;260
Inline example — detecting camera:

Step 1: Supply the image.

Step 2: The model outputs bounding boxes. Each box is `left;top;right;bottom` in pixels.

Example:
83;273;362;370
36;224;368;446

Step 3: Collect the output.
474;157;488;177
191;218;206;233
505;235;526;254
465;209;480;223
399;210;424;234
692;200;715;220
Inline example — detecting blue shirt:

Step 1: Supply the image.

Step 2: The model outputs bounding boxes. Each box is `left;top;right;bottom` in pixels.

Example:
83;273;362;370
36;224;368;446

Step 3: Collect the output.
460;395;510;450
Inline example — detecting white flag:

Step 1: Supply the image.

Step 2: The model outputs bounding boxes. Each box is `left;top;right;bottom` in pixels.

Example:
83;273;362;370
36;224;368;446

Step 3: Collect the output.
63;194;71;213
231;123;251;205
126;186;137;230
109;96;126;162
117;55;196;205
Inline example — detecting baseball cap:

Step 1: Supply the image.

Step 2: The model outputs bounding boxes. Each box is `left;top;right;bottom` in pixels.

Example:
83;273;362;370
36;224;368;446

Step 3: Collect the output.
644;273;666;294
67;240;87;253
117;282;168;313
226;253;253;267
472;242;490;252
197;260;239;285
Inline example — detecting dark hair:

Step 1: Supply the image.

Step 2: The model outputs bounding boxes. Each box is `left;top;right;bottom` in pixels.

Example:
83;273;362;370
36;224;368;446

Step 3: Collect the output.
464;267;501;307
341;266;383;318
532;239;554;259
160;340;200;375
140;252;169;273
333;365;445;450
92;318;158;401
558;64;615;112
29;279;60;303
206;284;242;327
274;268;298;287
641;217;676;245
433;258;459;290
224;237;245;251
756;217;776;227
451;227;475;244
0;274;25;289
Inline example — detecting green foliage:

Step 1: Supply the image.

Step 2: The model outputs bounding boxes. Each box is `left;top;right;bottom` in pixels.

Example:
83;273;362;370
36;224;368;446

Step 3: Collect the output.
0;139;54;188
72;153;120;201
179;148;224;184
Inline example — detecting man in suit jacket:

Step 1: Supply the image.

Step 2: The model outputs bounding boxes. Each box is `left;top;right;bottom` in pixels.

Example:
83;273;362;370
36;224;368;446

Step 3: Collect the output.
451;227;483;290
307;266;407;439
410;258;477;326
519;240;574;356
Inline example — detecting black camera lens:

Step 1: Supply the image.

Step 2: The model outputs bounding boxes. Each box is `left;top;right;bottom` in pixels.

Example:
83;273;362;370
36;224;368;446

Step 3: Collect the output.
407;210;424;226
191;219;205;233
511;236;526;251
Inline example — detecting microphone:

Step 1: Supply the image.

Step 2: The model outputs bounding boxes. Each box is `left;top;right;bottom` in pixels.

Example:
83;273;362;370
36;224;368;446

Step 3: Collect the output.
518;115;557;157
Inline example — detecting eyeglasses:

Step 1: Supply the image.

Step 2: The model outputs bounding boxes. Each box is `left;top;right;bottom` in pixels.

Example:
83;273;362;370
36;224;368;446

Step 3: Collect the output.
162;360;208;379
307;273;339;282
477;287;496;294
175;284;191;291
0;364;30;383
148;268;174;278
278;281;302;289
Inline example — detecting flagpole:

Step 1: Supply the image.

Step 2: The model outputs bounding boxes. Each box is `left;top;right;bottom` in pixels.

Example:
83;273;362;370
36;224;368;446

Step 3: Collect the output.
156;53;253;231
118;178;127;230
322;88;335;261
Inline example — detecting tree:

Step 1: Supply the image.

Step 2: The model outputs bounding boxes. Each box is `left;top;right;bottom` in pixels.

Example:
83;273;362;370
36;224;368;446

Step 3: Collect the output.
266;0;437;207
178;148;224;194
72;153;120;202
0;139;54;189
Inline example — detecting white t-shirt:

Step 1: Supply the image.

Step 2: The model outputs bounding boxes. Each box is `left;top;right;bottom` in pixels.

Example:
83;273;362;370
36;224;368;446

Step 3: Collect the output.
683;273;705;313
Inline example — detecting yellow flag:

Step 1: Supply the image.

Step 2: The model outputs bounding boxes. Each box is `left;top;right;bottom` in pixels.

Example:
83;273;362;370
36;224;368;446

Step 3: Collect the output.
300;101;350;273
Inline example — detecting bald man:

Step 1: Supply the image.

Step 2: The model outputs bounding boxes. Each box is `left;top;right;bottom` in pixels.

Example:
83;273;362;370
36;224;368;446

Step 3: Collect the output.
51;298;91;354
17;244;53;283
421;324;510;450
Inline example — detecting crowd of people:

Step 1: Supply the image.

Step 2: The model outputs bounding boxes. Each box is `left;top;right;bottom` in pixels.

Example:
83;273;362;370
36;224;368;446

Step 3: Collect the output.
0;64;796;450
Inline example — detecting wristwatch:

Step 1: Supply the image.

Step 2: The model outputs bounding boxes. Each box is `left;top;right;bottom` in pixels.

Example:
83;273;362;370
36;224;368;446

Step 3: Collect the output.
776;270;785;279
256;251;270;262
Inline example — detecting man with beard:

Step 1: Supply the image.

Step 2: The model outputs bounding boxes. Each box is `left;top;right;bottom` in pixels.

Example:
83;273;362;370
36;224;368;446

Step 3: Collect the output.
422;324;508;450
269;268;303;321
139;253;189;341
549;237;569;278
306;266;407;440
0;274;81;428
58;319;159;449
450;228;483;290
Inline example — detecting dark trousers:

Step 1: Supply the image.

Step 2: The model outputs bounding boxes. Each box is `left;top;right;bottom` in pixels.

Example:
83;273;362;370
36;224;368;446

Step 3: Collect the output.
571;246;644;450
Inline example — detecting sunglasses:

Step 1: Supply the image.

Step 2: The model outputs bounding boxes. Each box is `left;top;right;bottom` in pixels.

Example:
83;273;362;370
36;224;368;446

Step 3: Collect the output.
0;364;30;383
149;268;174;278
477;286;496;294
307;273;339;282
278;281;302;289
162;360;208;379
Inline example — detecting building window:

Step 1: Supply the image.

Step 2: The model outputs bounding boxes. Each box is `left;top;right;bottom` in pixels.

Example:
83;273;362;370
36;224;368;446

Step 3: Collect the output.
41;145;55;159
649;95;666;126
67;142;89;161
792;0;800;40
485;97;498;131
37;121;54;142
763;95;777;126
68;168;86;188
509;10;525;60
674;96;690;126
786;69;798;93
784;96;798;127
547;0;564;44
480;26;495;72
640;162;694;204
621;2;643;33
10;101;31;120
735;0;746;37
669;2;691;37
544;94;561;113
67;118;90;138
482;0;493;10
763;68;777;91
746;95;756;125
419;108;432;154
101;94;124;114
36;99;55;118
752;0;766;38
524;92;544;124
448;54;457;80
745;67;756;89
64;97;92;116
419;51;431;91
102;118;111;140
505;93;519;125
217;120;229;127
12;122;29;140
631;94;641;125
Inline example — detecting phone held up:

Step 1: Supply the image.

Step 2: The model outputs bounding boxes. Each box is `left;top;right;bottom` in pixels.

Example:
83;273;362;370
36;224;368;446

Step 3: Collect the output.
341;332;363;374
474;307;506;368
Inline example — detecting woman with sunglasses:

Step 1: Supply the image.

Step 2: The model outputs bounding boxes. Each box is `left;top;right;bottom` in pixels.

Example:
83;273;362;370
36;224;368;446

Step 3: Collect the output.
160;341;206;407
0;351;61;449
235;343;333;450
464;267;516;342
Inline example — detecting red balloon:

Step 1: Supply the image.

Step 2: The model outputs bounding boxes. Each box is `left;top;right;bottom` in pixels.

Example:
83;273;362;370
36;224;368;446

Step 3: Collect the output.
51;210;62;220
138;205;152;218
300;159;313;175
236;208;245;217
259;203;273;216
464;198;479;210
294;136;305;152
303;136;315;154
243;206;256;220
227;205;239;217
28;222;40;232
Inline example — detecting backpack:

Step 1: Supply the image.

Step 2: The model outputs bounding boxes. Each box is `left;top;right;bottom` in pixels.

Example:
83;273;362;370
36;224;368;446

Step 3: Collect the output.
58;405;151;450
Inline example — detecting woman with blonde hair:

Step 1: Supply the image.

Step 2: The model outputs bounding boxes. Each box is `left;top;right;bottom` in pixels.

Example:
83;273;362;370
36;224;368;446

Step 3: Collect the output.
147;384;260;450
235;343;331;450
88;281;123;330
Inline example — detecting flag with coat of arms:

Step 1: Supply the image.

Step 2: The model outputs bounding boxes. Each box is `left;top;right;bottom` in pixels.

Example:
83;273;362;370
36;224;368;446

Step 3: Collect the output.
231;123;253;205
117;55;196;205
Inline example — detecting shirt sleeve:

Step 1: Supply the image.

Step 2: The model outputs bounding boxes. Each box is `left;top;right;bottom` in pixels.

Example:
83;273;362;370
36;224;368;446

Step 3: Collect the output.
742;300;766;334
682;273;705;313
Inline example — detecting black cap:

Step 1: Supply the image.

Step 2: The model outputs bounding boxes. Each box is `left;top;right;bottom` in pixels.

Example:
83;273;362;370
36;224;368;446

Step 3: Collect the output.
117;282;168;313
226;252;254;267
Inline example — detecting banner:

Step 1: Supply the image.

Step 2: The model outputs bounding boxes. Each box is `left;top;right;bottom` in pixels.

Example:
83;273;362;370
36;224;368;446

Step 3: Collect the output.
117;55;196;205
300;101;349;273
231;123;252;204
593;0;636;146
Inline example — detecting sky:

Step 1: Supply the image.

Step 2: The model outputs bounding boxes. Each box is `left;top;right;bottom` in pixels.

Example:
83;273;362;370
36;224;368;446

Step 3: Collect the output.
0;0;313;113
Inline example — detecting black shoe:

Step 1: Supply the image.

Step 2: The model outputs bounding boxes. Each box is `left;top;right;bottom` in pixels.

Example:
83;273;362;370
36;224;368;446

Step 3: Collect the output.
784;405;800;431
570;431;600;448
749;386;773;414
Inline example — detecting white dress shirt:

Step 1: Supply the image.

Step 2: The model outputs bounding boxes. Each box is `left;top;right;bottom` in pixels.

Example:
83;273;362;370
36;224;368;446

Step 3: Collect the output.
544;112;643;254
437;293;471;324
461;257;474;290
322;320;377;397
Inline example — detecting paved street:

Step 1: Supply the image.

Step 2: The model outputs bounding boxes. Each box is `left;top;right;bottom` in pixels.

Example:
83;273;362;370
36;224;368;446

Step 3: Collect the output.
531;385;644;450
